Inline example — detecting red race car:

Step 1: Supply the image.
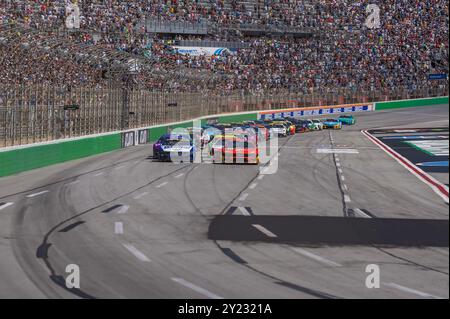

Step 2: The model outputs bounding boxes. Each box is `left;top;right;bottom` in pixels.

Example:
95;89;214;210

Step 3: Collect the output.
210;136;259;164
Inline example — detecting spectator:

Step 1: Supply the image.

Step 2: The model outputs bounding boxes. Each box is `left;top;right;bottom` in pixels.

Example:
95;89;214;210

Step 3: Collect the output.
0;0;448;94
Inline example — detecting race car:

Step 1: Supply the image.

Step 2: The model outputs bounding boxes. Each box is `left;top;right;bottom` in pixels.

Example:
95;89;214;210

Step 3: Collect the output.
272;119;295;135
297;120;313;132
285;117;309;133
312;119;324;130
269;123;288;137
284;120;297;135
322;118;342;130
207;134;247;154
153;134;196;162
234;123;270;142
210;123;233;133
338;115;356;125
304;119;322;131
245;123;271;141
210;136;259;164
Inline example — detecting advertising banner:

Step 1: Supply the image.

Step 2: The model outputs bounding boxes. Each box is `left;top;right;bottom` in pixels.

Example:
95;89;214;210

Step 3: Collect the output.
258;103;373;120
428;74;448;80
172;46;231;57
122;131;135;148
138;129;148;145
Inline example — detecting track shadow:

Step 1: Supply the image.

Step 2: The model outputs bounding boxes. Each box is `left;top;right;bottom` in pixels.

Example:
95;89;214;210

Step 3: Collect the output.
208;215;449;247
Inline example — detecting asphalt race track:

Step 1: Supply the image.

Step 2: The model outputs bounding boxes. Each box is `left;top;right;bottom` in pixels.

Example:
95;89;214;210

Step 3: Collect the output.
0;105;448;299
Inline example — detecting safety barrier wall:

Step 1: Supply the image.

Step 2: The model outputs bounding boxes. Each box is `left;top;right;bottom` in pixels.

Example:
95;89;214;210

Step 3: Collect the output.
0;112;258;178
375;96;449;110
0;133;121;177
0;96;447;178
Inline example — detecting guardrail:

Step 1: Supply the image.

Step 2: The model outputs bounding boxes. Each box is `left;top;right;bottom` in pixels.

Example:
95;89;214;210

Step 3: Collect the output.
0;132;122;178
375;96;449;110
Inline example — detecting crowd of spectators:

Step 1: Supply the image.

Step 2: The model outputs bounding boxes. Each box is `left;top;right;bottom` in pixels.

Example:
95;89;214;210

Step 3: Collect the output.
0;0;448;94
0;0;327;31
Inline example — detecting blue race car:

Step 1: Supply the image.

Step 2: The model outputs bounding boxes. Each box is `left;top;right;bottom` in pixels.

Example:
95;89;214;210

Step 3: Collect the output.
153;134;196;162
322;118;342;130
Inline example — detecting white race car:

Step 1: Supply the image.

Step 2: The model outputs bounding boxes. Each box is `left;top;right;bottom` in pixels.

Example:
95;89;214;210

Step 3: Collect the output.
270;124;288;137
305;119;323;131
312;119;324;130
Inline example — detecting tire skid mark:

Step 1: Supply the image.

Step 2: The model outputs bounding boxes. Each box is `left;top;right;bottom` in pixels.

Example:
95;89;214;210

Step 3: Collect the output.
181;134;338;298
0;153;146;201
33;164;191;299
212;134;342;299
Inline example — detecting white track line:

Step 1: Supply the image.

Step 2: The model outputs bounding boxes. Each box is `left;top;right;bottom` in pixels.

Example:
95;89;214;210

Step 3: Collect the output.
67;180;80;186
122;244;150;262
344;194;352;203
115;165;126;170
354;208;372;218
317;149;359;154
117;205;129;215
0;202;14;211
171;278;223;299
252;224;278;238
362;130;449;203
342;184;349;191
238;207;251;216
174;173;185;179
249;183;258;190
257;175;265;180
291;247;342;267
115;222;124;234
340;175;346;181
336;162;341;167
133;192;149;200
385;282;444;299
338;168;343;174
26;190;49;198
94;172;104;177
238;193;249;201
156;182;168;188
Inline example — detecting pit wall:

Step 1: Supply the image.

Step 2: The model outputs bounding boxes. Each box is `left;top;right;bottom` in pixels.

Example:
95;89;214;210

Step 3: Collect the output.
0;96;447;178
374;96;448;110
0;133;121;178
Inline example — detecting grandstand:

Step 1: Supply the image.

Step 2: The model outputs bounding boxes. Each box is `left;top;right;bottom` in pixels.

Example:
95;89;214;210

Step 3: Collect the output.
0;1;448;146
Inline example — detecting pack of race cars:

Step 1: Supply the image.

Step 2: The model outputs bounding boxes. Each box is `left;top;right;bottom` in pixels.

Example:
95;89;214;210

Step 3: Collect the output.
152;115;356;164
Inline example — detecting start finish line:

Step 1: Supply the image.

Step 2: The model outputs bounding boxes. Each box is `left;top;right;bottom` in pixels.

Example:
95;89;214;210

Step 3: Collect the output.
317;149;359;154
